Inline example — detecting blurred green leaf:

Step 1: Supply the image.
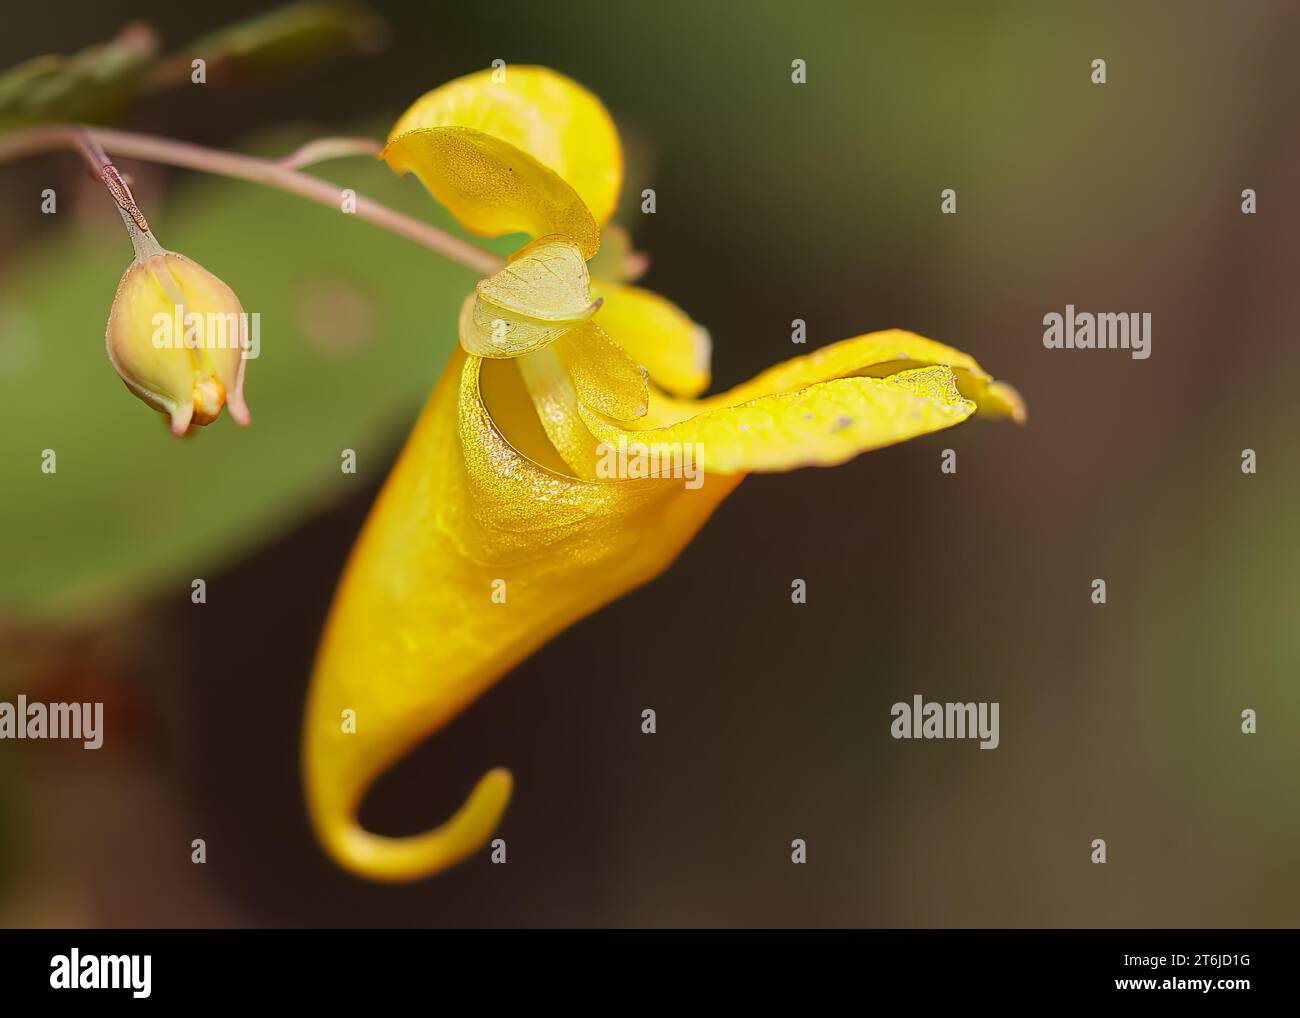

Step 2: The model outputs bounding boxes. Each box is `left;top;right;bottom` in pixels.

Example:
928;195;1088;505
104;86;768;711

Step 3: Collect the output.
0;23;158;129
0;4;387;131
150;2;387;90
0;129;489;620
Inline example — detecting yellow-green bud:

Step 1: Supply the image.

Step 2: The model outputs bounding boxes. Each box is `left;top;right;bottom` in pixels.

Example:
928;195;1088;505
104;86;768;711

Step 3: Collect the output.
105;246;251;437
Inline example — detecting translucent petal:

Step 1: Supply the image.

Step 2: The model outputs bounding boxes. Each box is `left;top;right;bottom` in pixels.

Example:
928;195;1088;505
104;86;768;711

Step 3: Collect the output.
458;291;571;359
478;236;597;323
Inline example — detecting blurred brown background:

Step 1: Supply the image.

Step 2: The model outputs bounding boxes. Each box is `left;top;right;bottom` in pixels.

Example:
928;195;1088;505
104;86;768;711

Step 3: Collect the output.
1;0;1297;927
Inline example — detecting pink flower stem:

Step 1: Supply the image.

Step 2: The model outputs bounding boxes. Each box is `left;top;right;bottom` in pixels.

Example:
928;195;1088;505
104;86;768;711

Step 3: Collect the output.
0;123;505;276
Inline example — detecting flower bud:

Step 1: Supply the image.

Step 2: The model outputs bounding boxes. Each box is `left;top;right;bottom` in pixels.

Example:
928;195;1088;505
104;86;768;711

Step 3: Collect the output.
105;249;251;436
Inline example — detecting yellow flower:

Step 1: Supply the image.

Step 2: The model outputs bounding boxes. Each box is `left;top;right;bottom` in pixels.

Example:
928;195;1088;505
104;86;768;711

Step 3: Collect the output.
106;224;251;437
303;66;1025;882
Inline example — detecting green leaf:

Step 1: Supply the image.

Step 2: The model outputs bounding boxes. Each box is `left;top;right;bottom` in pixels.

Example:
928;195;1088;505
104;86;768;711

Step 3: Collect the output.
0;132;484;620
153;2;388;89
0;24;158;129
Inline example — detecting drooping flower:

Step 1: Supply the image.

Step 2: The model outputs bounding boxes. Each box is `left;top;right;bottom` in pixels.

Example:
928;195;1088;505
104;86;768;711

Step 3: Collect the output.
105;210;251;437
303;66;1024;882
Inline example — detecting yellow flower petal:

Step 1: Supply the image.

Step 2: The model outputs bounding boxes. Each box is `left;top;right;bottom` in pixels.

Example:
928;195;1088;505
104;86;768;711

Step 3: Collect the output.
303;350;737;882
457;237;603;358
725;328;982;397
383;126;600;259
968;378;1027;423
389;65;623;226
517;347;602;477
641;329;1018;428
480;236;597;323
562;329;1020;475
580;365;975;474
585;222;636;282
457;291;566;359
591;280;711;397
304;324;1022;880
553;321;648;422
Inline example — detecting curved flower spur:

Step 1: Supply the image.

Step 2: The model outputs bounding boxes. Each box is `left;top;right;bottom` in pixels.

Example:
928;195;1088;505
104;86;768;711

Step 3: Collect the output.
303;66;1025;882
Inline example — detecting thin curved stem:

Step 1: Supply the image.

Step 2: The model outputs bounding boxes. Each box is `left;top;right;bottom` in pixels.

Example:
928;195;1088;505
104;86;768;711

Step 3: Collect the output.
279;135;383;170
0;123;504;276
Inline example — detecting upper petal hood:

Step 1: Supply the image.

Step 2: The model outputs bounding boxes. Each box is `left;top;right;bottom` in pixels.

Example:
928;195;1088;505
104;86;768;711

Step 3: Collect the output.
383;66;623;256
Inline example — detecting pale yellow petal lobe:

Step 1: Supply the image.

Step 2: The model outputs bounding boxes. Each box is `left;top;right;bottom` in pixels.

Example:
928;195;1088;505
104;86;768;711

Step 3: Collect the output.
554;321;649;422
591;280;711;397
458;291;568;359
481;236;596;322
517;347;602;477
